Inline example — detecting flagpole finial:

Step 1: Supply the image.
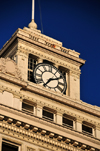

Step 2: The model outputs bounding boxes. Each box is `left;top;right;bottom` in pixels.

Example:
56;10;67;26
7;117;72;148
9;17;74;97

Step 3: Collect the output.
28;19;37;29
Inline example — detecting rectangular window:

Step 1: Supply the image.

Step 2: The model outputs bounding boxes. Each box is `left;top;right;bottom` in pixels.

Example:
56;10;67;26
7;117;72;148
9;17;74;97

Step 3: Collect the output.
63;114;75;129
28;55;37;82
43;107;55;121
82;124;92;134
22;101;34;115
63;117;73;128
2;142;19;151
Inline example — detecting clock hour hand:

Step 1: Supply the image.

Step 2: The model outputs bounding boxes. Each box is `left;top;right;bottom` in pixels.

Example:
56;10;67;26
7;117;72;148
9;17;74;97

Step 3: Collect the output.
43;78;52;87
43;75;62;87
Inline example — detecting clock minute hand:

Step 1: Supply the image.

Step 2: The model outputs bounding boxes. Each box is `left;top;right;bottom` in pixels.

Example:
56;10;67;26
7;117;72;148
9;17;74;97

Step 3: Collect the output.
52;75;62;81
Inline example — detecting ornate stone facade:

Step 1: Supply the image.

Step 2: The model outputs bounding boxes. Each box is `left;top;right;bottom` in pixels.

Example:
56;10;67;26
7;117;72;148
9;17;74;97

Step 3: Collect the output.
0;20;100;151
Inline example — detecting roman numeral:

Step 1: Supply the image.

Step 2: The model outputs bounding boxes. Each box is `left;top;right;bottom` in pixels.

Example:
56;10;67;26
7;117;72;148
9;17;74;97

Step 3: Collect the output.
48;66;52;72
36;73;42;77
37;78;43;84
43;65;47;71
38;68;43;73
57;85;63;92
58;82;64;86
54;71;58;76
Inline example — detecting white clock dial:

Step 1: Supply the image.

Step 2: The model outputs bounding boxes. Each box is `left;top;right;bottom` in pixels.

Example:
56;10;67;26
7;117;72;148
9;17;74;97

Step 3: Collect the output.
33;63;67;93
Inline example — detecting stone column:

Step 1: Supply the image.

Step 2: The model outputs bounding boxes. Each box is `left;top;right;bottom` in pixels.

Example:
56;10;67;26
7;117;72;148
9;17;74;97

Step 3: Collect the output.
56;113;62;125
95;125;100;139
76;119;82;132
36;105;43;118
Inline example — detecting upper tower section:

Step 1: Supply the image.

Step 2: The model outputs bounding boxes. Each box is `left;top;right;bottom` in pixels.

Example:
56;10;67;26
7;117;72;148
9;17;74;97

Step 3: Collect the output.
0;0;85;101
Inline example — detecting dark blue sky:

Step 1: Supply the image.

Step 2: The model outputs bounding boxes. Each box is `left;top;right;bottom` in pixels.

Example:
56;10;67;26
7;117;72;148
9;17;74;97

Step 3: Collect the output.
0;0;100;106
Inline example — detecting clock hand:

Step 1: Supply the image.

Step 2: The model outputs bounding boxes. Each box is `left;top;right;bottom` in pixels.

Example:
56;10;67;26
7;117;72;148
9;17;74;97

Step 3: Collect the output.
43;78;52;87
43;75;62;87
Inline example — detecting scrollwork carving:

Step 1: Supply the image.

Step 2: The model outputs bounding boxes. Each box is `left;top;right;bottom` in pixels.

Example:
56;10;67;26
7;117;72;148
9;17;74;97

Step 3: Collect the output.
0;57;22;80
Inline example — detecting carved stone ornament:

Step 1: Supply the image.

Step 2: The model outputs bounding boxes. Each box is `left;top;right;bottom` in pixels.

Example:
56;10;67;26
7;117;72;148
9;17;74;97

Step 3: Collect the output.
0;57;22;80
27;147;35;151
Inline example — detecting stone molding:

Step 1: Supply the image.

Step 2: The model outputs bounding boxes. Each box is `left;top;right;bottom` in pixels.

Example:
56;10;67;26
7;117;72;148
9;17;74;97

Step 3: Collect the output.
0;113;99;150
0;28;85;67
0;81;100;126
69;70;80;78
27;147;35;151
17;40;82;71
0;104;99;145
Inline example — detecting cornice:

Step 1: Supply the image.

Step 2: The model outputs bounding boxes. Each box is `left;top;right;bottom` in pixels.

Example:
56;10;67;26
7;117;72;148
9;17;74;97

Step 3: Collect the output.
0;108;99;150
26;83;100;118
0;30;18;57
17;33;85;66
0;28;85;67
17;41;81;74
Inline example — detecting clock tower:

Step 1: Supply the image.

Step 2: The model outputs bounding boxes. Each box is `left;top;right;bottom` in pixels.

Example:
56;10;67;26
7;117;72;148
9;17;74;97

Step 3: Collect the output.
0;1;100;151
0;18;85;100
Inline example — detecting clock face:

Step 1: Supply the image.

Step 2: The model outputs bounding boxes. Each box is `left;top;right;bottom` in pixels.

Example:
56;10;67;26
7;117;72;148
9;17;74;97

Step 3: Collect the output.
33;63;67;93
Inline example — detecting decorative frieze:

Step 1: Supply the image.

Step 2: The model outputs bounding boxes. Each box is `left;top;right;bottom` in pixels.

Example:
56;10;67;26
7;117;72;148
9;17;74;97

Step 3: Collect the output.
0;114;99;151
49;133;54;138
7;118;13;124
16;121;21;126
33;127;38;132
0;83;100;128
41;130;46;135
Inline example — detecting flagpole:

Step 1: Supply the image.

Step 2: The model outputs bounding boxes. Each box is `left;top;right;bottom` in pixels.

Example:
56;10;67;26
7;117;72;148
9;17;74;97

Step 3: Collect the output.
28;0;37;29
32;0;34;20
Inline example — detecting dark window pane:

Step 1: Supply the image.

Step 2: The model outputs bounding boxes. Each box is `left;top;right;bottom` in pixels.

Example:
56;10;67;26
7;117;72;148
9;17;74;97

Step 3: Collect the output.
22;103;33;112
82;124;92;133
2;142;18;151
28;56;37;82
63;117;73;126
43;110;53;119
28;71;34;82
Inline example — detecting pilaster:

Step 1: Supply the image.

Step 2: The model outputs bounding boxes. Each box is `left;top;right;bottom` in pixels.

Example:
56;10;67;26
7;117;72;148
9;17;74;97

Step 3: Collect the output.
16;50;28;81
69;70;80;100
56;112;62;125
36;105;43;118
75;118;82;132
95;125;100;139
